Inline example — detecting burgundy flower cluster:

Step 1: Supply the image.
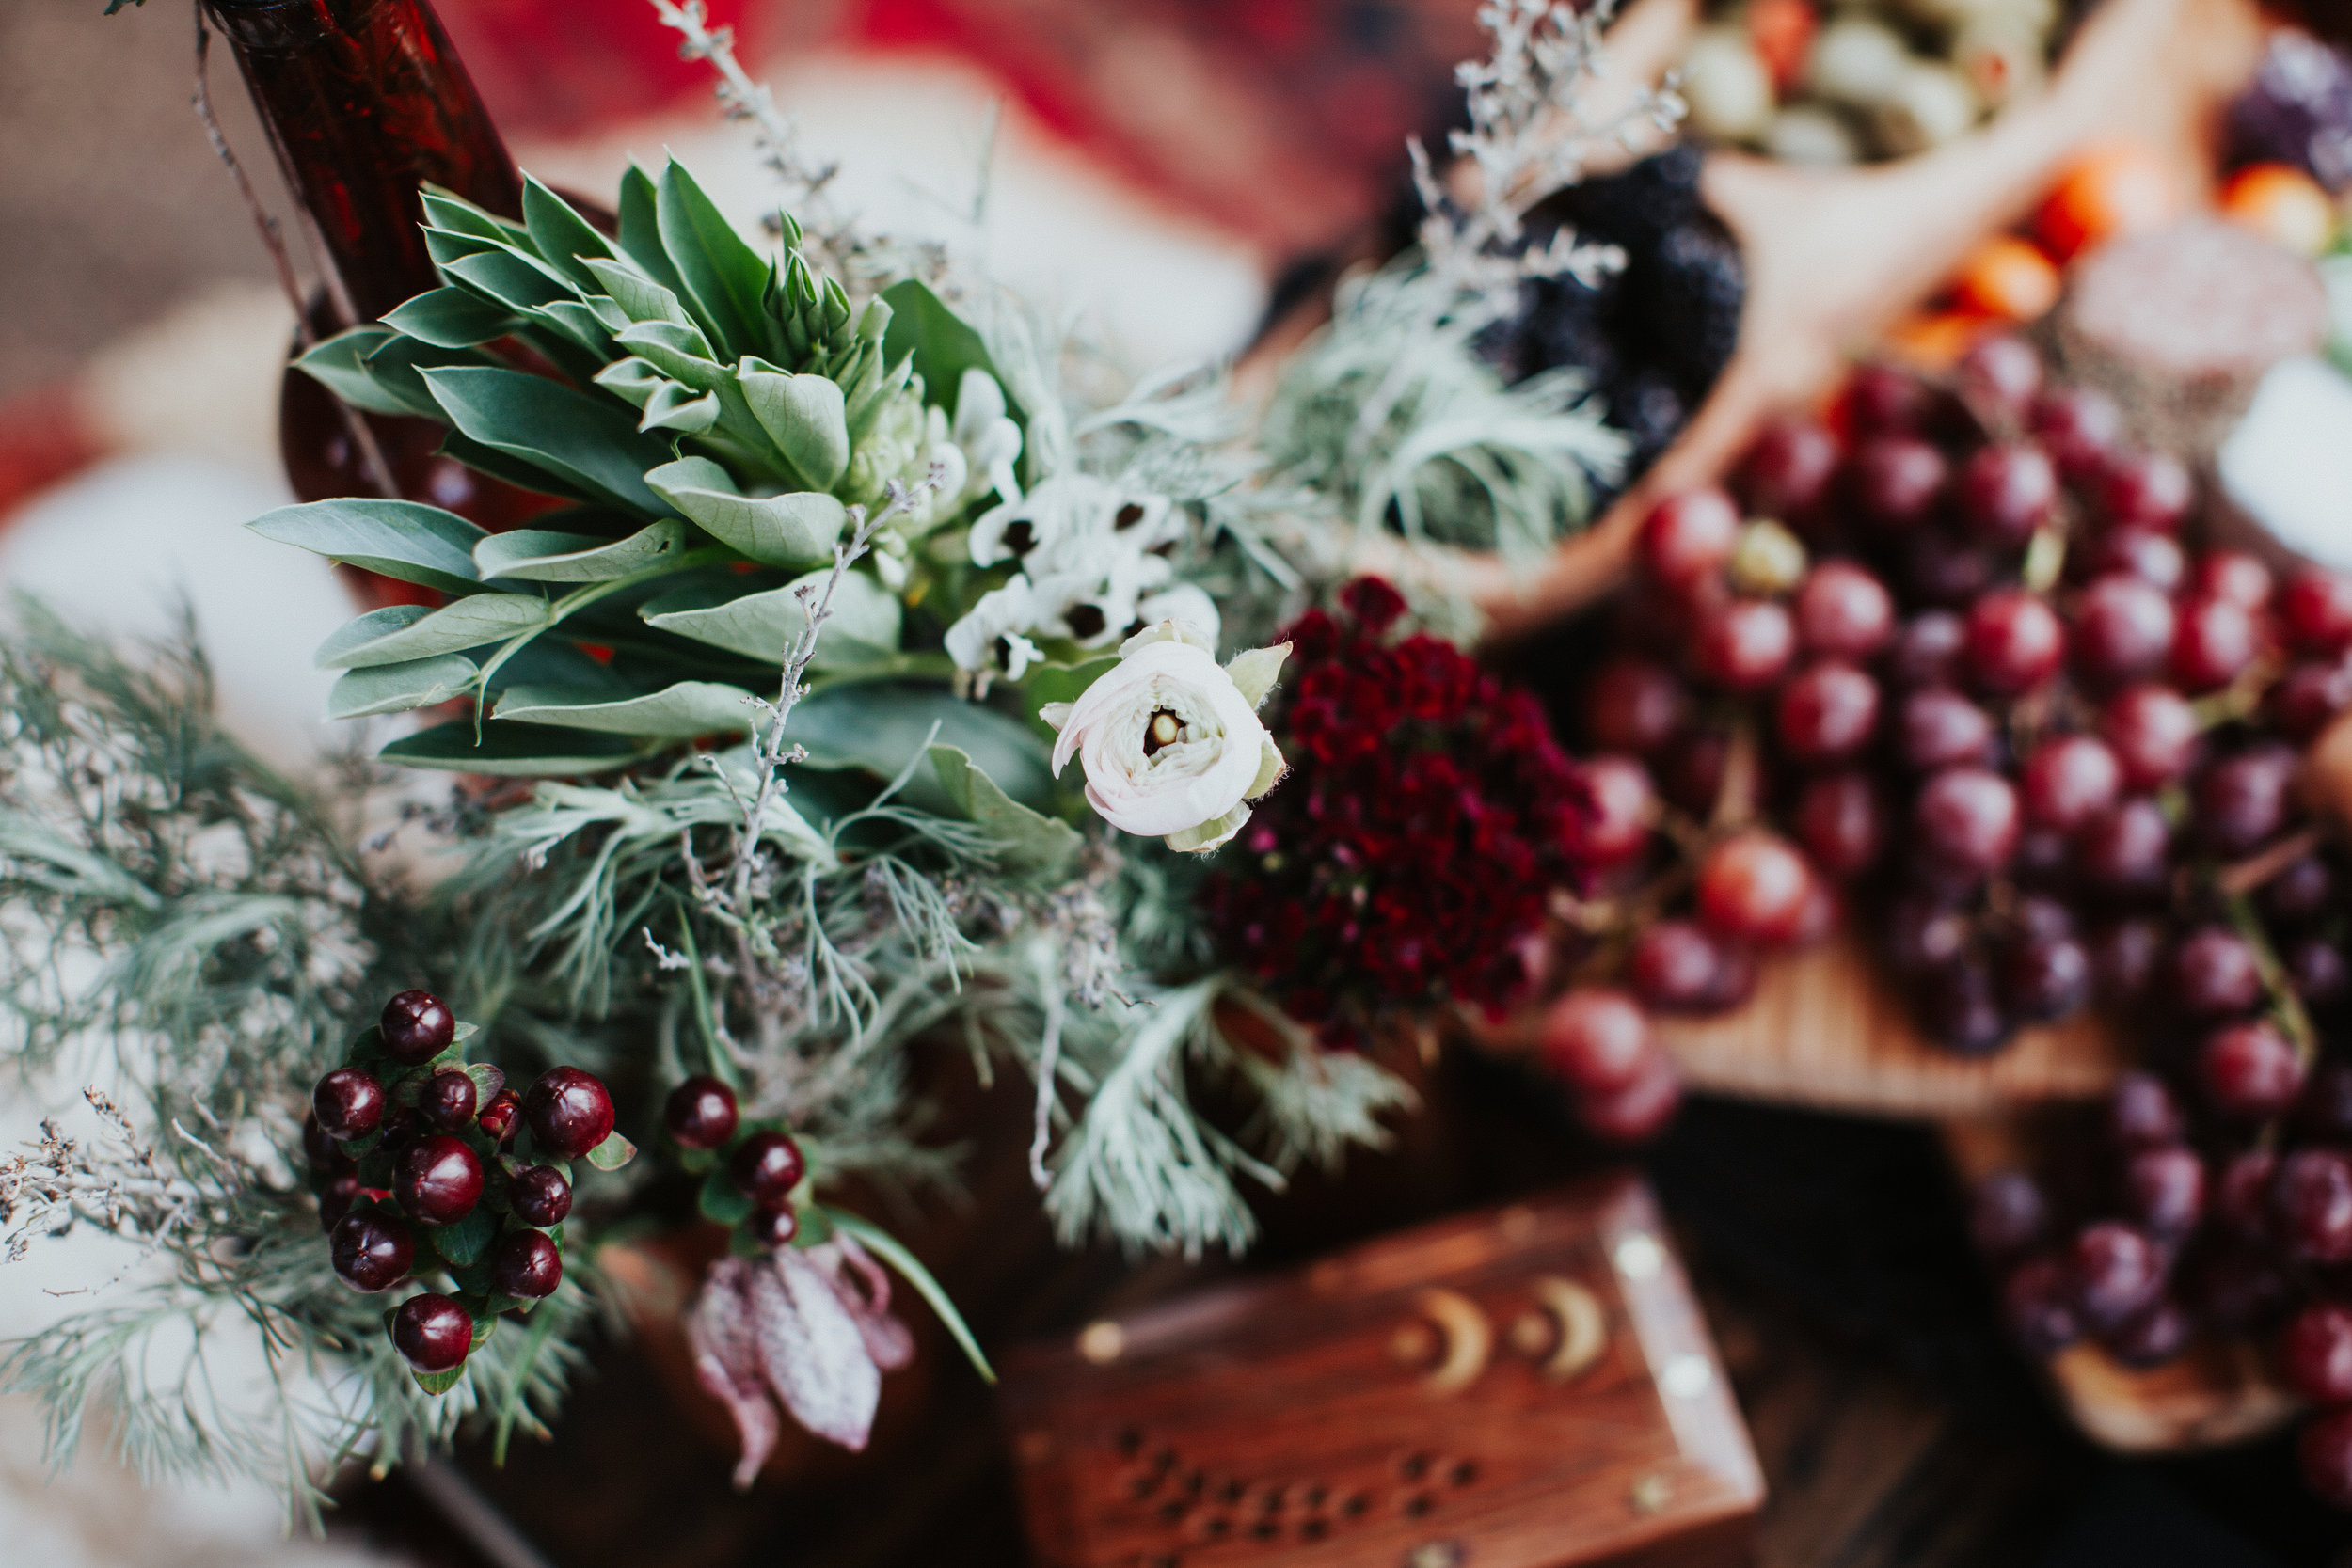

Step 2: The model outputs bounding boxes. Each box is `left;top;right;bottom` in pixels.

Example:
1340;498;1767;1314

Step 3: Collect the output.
1200;578;1586;1045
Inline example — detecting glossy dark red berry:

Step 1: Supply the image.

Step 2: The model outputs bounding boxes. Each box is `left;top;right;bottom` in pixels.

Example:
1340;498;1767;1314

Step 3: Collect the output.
1963;590;2064;695
1577;1052;1682;1143
2267;656;2352;742
2169;927;2264;1017
2121;1145;2204;1238
312;1068;387;1143
2280;1148;2352;1262
2001;933;2090;1022
731;1131;807;1206
2079;527;2185;592
2069;575;2174;689
476;1088;521;1145
2074;798;2172;896
2101;685;2200;788
2283;569;2352;655
1693;598;1796;692
2029;385;2123;483
1538;989;1651;1093
319;1169;362;1231
1563;755;1654;865
2090;919;2166;1006
1883;610;1966;689
749;1205;802;1250
2169;594;2259;692
2097;449;2193;532
2281;1303;2352;1403
1896;688;1994;773
508;1164;572;1228
330;1210;414;1292
1627;921;1726;1011
665;1075;741;1151
2019;736;2121;833
380;990;456;1067
1955;442;2057;547
418;1070;479;1132
1794;771;1884;879
1793;562;1895;660
1774;661;1880;765
1583;657;1689;755
2199;1021;2304;1119
395;1135;485;1227
391;1291;475;1373
2189;549;2273;611
1846;363;1933;436
488;1230;564;1299
1915;767;2020;879
2069;1221;2164;1331
1696;832;1815;942
2194;745;2296;858
1970;1169;2047;1255
523;1066;615;1160
1738;417;1841;522
1848;436;1947;529
1956;334;2043;419
1640;488;1740;591
2109;1071;2185;1148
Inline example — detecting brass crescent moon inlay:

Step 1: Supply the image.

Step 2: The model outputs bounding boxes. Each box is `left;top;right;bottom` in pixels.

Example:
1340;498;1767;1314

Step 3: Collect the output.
1414;1288;1493;1397
1534;1275;1608;1382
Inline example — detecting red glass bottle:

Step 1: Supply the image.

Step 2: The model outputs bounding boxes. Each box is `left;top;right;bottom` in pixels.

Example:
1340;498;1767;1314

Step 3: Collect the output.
205;0;548;590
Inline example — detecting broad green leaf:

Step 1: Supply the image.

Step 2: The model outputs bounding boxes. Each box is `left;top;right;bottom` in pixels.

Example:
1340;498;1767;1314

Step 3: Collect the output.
295;325;425;417
584;1130;637;1171
697;1165;754;1227
790;684;1055;813
360;333;503;420
641;382;721;435
520;174;616;291
823;1208;996;1383
412;1365;468;1396
433;1203;500;1267
613;320;723;389
423;226;512;275
421;367;677;516
594;357;665;410
583;258;693;330
615;163;690;299
641;568;899;665
492;680;755;737
474;518;697;582
929;744;1080;881
421;188;532;249
534;300;620;356
382;286;522;348
480;636;636;700
313;605;428;668
317;594;551;668
737;362;850;490
326;655;477;720
379;719;649;776
247;498;485;594
656;158;773;357
881;277;1019;422
443;249;579;317
645;457;844;566
437;431;596;503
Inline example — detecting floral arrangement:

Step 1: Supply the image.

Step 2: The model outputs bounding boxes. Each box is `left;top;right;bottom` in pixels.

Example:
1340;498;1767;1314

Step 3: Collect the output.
3;0;1655;1515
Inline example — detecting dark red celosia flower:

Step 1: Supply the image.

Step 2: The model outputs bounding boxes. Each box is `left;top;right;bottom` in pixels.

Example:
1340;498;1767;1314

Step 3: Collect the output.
1200;578;1589;1045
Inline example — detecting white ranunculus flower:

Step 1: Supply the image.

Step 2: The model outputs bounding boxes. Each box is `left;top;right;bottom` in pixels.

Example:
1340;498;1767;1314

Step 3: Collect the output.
1040;621;1290;853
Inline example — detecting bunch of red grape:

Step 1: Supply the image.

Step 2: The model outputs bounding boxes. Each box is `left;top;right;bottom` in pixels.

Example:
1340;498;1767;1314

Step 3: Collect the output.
305;990;634;1389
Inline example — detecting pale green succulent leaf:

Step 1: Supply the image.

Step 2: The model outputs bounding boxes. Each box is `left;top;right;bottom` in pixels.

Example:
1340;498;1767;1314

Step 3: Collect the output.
654;159;772;357
294;326;424;418
492;680;755;737
316;594;552;669
381;287;522;349
473;518;699;582
612;320;723;388
788;684;1054;814
927;744;1079;881
380;718;649;776
247;498;485;595
519;174;616;292
644;457;844;566
640;382;722;435
421;366;676;517
736;362;850;490
442;249;577;318
614;164;690;298
593;357;666;409
640;568;899;665
326;655;479;720
582;257;693;330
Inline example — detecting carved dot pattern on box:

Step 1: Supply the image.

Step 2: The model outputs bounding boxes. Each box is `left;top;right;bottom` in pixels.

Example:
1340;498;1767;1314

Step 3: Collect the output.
996;1175;1764;1568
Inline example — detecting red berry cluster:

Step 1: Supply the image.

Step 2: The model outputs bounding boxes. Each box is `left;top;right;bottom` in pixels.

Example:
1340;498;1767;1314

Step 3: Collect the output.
305;990;632;1387
664;1072;813;1252
1199;578;1590;1048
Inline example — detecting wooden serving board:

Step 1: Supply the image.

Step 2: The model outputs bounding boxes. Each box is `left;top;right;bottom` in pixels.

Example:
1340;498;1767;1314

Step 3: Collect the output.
1940;1114;2300;1454
1652;935;2129;1116
997;1176;1763;1568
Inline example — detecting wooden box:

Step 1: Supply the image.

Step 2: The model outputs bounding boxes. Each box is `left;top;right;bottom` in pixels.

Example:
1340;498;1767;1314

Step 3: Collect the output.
997;1175;1763;1568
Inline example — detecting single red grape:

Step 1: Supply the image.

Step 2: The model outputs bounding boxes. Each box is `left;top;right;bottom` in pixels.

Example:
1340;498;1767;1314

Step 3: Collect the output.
1578;1053;1682;1144
1695;831;1816;942
1627;921;1727;1013
2069;574;2175;689
2169;594;2259;692
2200;1020;2305;1119
2001;933;2091;1022
1538;988;1651;1093
1794;771;1884;879
1565;754;1655;866
2101;685;2200;788
1915;766;2021;879
2194;744;2296;857
2109;1070;2185;1148
2281;1303;2352;1403
1901;528;1998;608
2283;568;2352;655
2078;527;2185;592
1738;417;1841;523
1897;687;1994;772
2069;1221;2164;1331
1656;729;1729;817
2104;1299;2191;1368
1956;335;2043;420
2097;449;2193;532
1956;442;2058;547
2029;385;2124;483
1847;436;1948;530
1885;896;1971;975
1641;488;1740;591
1970;1169;2047;1255
1583;656;1689;755
2216;1148;2280;1241
2279;1148;2352;1263
2020;735;2122;833
2121;1146;2204;1238
2169;926;2264;1017
1794;561;1895;660
2187;549;2273;611
2090;919;2167;1007
1846;363;1933;436
1693;598;1796;692
1964;591;2065;695
1883;610;1968;689
2074;798;2172;895
2267;656;2352;742
1775;661;1881;765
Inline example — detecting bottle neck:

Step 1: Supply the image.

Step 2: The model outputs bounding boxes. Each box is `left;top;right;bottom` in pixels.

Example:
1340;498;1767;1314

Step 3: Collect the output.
206;0;522;325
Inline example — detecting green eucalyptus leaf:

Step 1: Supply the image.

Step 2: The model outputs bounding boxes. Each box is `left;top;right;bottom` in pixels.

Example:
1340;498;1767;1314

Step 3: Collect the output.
412;1364;468;1396
736;362;850;490
379;719;650;776
248;498;485;594
382;287;523;348
520;174;617;291
584;1130;637;1171
421;367;677;516
640;569;899;666
614;320;723;388
491;680;755;737
326;655;477;720
473;518;698;582
644;457;844;566
880;277;1017;421
433;1204;500;1267
583;257;693;330
790;684;1055;813
929;744;1080;881
318;594;552;668
295;325;426;417
698;1165;754;1227
655;158;773;357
